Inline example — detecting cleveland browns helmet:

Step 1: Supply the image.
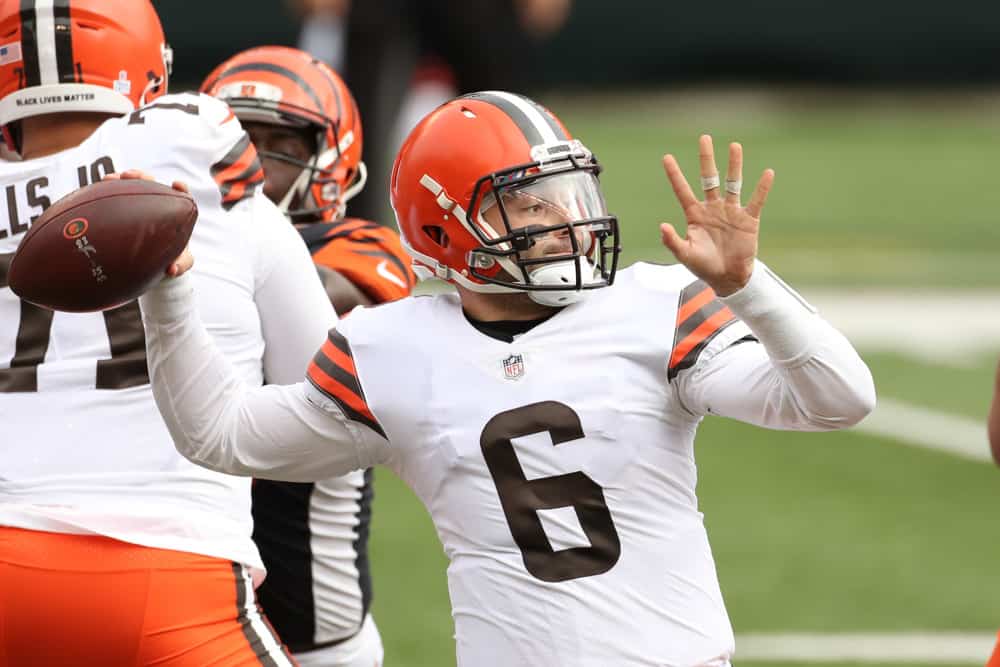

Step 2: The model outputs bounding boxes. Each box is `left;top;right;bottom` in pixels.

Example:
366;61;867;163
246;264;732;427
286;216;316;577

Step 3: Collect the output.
0;0;171;136
391;91;620;306
200;46;365;222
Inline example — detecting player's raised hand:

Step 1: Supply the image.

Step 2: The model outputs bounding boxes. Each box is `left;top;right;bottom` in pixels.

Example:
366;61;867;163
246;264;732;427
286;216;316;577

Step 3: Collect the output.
104;170;194;277
660;135;774;296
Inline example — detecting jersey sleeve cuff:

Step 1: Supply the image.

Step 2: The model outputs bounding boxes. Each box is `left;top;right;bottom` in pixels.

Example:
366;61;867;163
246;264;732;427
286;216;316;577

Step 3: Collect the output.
719;260;819;367
139;273;196;323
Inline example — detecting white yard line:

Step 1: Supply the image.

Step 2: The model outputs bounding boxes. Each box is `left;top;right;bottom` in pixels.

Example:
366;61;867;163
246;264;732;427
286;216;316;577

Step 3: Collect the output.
807;289;1000;366
854;397;993;463
736;631;997;663
811;288;996;463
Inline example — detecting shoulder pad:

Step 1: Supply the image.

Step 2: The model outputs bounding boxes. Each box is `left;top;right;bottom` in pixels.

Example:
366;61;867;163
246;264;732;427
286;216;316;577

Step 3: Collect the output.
628;261;698;294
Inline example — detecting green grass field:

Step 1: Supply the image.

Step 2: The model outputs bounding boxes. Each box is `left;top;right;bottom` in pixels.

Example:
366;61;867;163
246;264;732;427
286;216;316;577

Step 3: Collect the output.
366;89;1000;666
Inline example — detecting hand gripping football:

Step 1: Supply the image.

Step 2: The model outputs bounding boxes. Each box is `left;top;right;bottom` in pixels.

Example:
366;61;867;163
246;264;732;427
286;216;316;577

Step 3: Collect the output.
8;178;197;312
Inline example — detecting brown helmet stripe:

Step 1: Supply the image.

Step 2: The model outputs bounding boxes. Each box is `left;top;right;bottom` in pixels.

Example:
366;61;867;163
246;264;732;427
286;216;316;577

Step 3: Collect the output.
52;0;73;83
18;0;74;86
18;0;40;87
460;91;568;147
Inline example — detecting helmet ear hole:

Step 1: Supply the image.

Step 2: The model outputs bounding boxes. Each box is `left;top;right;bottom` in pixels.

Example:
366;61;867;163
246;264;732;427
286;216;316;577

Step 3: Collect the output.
422;225;449;249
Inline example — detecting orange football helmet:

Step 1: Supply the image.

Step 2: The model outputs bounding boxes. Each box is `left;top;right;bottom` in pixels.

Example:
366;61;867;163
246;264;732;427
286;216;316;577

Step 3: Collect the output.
391;91;619;306
0;0;171;129
200;46;365;223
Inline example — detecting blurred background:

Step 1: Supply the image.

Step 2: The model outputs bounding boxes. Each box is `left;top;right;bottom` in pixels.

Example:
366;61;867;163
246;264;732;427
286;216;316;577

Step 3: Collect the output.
158;1;999;665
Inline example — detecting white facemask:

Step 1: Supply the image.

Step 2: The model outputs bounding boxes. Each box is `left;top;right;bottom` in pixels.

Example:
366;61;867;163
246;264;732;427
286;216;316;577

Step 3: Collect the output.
526;256;597;307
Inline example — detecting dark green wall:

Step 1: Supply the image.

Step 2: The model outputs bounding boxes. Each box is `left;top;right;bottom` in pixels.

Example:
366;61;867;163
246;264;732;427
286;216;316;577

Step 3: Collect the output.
538;0;1000;86
157;0;1000;89
156;0;300;88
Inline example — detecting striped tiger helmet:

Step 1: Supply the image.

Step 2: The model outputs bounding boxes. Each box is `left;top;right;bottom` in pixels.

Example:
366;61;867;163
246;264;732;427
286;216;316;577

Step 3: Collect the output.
0;0;171;127
200;46;365;223
391;91;620;307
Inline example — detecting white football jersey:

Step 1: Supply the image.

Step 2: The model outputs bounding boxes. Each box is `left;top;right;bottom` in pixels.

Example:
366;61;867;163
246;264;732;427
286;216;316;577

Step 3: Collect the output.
330;263;745;665
0;92;336;569
141;259;875;666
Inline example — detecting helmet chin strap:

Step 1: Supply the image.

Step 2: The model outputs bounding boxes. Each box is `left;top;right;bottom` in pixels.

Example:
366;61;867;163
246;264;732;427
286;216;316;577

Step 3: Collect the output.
276;151;363;221
341;161;367;205
276;161;315;214
526;257;597;307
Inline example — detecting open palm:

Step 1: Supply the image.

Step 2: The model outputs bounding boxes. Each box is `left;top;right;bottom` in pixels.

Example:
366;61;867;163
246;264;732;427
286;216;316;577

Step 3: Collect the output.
660;135;774;296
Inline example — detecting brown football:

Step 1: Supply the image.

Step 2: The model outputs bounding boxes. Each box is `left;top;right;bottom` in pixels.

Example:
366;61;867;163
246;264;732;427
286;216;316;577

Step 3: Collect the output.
8;178;197;313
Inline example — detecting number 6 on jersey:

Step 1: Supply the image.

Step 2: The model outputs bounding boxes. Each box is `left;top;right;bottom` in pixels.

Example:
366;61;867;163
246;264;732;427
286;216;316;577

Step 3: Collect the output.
481;401;622;583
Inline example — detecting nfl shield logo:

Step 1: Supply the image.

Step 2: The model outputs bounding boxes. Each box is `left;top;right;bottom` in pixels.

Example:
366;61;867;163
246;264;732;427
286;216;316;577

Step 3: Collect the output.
502;354;525;380
113;70;131;95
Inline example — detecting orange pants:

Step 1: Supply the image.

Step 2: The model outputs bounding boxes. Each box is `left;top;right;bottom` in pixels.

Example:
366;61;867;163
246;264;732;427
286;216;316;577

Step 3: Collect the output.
987;631;1000;667
0;527;297;667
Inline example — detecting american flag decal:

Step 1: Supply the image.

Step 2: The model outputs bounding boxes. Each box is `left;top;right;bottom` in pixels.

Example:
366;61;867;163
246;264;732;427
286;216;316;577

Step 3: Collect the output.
0;42;22;66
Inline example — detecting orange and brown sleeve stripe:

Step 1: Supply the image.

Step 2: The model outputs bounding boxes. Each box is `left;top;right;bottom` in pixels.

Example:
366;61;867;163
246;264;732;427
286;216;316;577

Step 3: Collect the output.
210;133;265;211
308;218;417;303
306;329;386;438
667;280;737;382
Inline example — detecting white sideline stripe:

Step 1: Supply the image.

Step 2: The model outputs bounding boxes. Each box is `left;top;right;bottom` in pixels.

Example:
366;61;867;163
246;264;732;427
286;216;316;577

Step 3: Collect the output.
855;397;993;463
736;632;997;662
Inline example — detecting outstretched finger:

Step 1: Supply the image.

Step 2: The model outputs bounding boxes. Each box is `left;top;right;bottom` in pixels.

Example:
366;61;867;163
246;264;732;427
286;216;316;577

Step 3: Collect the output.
698;134;720;201
745;168;775;219
662;154;698;211
659;222;689;262
725;142;743;206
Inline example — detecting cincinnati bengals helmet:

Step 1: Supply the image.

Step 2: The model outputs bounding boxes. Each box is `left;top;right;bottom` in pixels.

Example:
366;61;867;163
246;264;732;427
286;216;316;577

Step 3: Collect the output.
0;0;171;129
391;91;620;306
200;46;365;222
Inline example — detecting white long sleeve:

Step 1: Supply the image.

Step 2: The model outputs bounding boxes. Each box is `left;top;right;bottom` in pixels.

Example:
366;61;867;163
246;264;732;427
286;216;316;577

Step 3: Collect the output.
675;261;876;430
140;274;390;482
252;194;340;385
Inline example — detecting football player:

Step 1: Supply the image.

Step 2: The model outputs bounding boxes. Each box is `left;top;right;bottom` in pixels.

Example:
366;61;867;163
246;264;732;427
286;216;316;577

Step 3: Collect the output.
201;45;414;314
200;46;415;667
140;92;876;666
0;1;337;664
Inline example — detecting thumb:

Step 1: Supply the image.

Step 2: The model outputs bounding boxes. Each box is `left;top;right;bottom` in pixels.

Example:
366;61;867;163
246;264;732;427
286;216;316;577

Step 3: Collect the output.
660;222;687;260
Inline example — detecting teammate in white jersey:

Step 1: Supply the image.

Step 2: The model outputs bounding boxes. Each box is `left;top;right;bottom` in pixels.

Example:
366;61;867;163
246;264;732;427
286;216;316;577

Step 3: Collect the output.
139;92;876;667
0;1;335;664
202;45;419;667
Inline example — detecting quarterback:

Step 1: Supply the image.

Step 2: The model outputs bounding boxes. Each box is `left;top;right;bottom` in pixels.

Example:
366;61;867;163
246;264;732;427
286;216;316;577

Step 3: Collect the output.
0;1;334;663
142;92;876;666
201;45;416;667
